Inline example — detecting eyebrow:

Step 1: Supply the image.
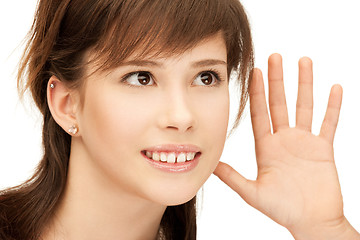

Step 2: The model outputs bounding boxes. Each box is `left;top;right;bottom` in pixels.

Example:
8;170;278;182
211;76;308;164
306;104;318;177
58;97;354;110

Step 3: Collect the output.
191;59;227;68
120;59;227;68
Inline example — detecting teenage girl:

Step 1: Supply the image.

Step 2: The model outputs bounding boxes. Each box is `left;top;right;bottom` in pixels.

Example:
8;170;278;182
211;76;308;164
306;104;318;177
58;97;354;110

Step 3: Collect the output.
0;0;359;239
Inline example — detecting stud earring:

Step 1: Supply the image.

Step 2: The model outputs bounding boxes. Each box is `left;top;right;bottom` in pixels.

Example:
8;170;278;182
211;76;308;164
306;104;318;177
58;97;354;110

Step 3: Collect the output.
50;83;55;89
68;124;78;135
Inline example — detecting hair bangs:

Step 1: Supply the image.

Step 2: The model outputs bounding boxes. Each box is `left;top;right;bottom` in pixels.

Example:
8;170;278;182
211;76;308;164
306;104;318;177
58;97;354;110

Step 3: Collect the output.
92;0;235;71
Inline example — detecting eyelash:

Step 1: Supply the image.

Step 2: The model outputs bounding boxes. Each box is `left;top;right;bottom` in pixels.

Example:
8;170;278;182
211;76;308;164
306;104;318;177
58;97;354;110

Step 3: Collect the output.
120;69;224;87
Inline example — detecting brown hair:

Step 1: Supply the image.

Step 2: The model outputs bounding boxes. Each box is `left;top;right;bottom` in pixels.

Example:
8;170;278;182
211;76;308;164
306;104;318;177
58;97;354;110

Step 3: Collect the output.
0;0;253;239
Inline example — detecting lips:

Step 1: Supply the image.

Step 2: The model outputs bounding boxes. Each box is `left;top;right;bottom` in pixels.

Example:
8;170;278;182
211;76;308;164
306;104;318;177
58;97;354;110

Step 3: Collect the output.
141;144;201;172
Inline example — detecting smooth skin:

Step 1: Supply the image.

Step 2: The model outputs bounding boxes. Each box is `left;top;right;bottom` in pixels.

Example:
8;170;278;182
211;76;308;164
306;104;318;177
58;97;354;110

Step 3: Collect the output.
214;53;360;240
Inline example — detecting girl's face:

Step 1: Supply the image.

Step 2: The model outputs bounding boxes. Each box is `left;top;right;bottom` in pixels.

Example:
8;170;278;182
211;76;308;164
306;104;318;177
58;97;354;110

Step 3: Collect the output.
74;33;229;205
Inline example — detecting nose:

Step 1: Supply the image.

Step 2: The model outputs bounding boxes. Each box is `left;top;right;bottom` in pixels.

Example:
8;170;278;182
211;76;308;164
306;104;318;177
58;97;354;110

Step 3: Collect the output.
158;88;196;133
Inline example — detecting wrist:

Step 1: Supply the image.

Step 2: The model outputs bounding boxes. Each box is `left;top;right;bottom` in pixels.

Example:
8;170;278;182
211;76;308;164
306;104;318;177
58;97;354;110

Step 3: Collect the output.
289;217;360;240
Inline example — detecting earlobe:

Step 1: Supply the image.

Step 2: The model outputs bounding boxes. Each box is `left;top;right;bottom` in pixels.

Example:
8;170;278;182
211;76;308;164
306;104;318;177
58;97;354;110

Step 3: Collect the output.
47;76;80;136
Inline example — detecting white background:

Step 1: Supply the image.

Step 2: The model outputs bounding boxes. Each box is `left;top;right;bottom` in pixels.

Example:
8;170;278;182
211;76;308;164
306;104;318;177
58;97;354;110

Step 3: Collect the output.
0;1;359;239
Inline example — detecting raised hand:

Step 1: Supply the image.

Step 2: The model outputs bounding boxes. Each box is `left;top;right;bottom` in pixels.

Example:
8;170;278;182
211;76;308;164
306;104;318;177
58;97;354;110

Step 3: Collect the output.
214;54;359;239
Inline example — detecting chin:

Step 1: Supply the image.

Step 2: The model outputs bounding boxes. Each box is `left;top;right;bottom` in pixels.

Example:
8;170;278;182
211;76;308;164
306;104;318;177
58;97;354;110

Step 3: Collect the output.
161;195;197;206
146;183;201;206
166;192;198;206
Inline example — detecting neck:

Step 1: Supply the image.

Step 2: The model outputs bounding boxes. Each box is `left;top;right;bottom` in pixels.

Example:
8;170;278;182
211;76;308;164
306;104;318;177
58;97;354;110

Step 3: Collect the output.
41;140;167;240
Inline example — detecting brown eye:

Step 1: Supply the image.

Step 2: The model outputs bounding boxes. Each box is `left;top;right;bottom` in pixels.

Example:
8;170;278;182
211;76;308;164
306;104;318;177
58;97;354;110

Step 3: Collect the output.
200;73;214;85
125;71;154;86
193;72;218;86
137;72;152;85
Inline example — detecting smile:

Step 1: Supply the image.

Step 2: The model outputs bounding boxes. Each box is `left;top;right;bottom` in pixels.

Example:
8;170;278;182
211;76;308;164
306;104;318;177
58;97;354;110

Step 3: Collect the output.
141;144;202;172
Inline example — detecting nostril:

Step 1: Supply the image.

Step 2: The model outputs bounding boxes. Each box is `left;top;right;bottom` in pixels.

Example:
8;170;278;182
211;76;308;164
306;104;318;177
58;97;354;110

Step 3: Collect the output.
166;125;193;131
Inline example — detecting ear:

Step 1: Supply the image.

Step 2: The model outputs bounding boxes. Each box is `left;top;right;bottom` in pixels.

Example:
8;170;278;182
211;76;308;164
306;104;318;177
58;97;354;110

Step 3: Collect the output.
47;76;81;136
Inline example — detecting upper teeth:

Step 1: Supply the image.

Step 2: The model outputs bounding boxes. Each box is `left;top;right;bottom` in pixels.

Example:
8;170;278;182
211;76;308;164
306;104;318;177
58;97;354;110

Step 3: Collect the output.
145;151;196;163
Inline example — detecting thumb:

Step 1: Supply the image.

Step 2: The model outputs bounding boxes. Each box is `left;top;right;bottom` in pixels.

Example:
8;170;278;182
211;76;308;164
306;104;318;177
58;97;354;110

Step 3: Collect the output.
213;161;257;205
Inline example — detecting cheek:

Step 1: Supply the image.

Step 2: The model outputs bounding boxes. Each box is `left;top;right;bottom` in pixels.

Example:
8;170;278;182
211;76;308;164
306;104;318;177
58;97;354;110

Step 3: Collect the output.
77;86;158;196
79;87;151;156
196;88;229;141
99;98;144;138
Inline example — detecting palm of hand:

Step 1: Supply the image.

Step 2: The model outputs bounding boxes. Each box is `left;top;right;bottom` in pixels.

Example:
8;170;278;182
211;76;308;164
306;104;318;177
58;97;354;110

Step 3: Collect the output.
254;128;343;229
214;54;344;233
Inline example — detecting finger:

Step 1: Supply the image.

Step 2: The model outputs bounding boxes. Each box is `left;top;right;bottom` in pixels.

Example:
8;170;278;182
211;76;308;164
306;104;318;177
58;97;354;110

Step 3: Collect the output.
319;84;343;143
296;57;313;132
213;161;257;205
250;68;272;140
268;53;289;132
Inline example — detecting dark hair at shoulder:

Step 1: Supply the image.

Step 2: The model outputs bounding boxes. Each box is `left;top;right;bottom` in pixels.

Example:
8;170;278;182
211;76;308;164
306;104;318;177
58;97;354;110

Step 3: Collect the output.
1;0;253;239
